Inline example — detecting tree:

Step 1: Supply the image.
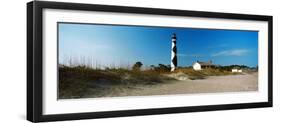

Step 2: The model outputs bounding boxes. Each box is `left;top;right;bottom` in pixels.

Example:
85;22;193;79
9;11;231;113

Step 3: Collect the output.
154;64;171;72
132;62;143;71
150;65;155;70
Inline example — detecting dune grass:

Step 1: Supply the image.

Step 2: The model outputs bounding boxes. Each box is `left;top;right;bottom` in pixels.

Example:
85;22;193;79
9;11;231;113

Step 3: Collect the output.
175;68;235;80
59;66;174;99
59;65;244;99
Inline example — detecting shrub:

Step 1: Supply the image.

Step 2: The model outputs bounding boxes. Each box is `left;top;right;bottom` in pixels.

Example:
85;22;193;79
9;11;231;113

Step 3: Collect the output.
154;64;171;73
132;62;143;71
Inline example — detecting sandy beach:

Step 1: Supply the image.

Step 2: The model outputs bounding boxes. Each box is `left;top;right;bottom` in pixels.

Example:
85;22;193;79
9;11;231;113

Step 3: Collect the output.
91;72;258;97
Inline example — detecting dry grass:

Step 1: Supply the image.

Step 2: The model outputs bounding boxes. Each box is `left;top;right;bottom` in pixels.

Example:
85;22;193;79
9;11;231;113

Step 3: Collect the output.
59;66;174;99
59;66;244;99
175;68;236;80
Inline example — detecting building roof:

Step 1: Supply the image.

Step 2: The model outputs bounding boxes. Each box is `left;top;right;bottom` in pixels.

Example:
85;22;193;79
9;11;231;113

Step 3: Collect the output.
232;66;240;69
195;61;215;66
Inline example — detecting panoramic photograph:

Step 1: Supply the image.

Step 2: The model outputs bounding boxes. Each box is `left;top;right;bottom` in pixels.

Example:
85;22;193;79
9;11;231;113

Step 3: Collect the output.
58;22;258;99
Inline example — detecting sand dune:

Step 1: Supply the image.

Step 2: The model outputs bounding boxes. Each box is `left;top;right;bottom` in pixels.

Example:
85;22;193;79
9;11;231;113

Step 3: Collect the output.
112;72;258;97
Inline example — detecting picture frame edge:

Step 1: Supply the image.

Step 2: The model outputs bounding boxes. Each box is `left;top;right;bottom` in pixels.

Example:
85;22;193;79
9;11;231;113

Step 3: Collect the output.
27;1;273;122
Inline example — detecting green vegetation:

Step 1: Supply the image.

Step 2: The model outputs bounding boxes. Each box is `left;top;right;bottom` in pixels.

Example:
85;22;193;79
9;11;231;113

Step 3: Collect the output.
217;65;256;71
132;61;143;71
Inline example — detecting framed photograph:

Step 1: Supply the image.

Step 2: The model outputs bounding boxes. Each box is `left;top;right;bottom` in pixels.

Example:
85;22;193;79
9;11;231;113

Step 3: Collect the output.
27;1;273;122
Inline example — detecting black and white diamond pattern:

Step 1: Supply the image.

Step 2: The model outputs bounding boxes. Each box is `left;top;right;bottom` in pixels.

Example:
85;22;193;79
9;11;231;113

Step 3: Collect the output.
171;33;177;71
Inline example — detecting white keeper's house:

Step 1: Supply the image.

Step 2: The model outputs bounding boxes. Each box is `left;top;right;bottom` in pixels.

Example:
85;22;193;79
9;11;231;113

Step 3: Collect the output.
193;60;215;71
231;67;243;73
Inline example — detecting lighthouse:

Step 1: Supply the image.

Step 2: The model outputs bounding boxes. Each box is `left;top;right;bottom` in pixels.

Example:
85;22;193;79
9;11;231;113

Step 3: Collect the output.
171;33;177;71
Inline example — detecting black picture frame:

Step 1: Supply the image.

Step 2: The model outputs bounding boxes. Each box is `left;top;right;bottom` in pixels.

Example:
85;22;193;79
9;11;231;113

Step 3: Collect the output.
27;1;273;122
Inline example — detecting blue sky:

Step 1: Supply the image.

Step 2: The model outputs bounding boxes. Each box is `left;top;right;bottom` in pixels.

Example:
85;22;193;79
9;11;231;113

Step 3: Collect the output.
58;23;258;68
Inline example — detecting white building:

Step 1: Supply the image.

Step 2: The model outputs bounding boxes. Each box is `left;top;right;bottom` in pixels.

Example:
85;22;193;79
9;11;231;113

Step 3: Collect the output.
232;68;243;73
193;62;201;71
193;61;215;71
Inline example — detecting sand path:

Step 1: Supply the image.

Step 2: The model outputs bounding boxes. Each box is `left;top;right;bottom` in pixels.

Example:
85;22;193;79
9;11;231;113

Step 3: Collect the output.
123;72;258;96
